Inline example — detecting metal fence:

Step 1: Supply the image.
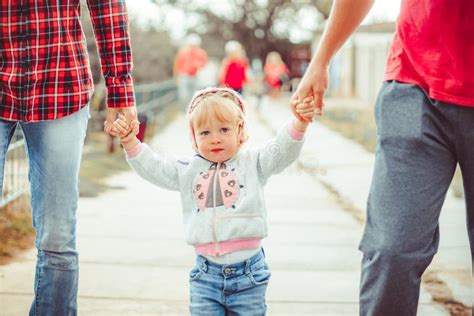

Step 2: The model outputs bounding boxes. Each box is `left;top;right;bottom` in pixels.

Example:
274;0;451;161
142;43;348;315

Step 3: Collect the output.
0;80;177;208
134;80;178;124
0;129;29;208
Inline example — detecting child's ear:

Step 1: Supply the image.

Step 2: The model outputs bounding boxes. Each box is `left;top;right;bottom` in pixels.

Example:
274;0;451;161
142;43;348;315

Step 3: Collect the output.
238;121;245;143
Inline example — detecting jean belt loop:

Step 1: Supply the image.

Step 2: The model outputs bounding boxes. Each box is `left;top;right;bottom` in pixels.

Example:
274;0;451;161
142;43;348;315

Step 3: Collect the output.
244;258;252;275
200;258;208;272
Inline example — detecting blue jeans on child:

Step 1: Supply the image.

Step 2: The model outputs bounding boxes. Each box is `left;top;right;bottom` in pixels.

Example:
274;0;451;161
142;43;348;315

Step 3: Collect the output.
189;248;271;315
0;106;89;316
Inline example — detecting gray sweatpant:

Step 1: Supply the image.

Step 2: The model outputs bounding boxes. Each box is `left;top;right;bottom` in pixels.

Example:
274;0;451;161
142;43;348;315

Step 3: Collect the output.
359;81;474;315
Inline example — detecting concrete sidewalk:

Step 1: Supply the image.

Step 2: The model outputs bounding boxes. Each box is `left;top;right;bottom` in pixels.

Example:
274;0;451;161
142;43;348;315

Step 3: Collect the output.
0;97;456;315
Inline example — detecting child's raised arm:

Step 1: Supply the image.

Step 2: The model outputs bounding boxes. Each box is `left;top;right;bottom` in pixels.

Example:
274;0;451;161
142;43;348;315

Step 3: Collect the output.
114;114;181;191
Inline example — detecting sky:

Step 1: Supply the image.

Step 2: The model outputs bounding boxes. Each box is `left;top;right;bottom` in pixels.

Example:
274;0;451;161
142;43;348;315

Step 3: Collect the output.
363;0;401;24
126;0;401;42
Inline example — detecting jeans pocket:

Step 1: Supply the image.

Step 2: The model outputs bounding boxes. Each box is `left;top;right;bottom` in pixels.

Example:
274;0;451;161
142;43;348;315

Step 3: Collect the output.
248;263;271;286
189;266;204;282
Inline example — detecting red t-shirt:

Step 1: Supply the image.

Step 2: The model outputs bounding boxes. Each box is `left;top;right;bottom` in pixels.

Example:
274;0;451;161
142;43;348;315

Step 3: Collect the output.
221;58;248;90
175;47;208;76
264;63;289;88
385;0;474;107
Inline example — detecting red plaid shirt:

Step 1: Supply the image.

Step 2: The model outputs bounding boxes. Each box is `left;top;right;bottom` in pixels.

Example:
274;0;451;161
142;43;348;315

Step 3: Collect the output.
0;0;135;122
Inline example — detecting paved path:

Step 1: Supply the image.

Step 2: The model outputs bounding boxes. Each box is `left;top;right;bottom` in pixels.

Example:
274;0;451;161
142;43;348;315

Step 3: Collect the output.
0;96;463;315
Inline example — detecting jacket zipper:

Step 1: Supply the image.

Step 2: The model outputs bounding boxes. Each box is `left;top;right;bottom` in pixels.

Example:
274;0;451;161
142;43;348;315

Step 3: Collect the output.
212;162;220;255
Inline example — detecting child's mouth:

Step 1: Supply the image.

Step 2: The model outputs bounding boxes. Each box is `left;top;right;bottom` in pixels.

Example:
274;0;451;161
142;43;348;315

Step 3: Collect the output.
211;148;224;153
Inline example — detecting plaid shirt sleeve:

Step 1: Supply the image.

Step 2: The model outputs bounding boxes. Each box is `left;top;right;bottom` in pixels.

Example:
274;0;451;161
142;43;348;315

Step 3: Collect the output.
86;0;135;108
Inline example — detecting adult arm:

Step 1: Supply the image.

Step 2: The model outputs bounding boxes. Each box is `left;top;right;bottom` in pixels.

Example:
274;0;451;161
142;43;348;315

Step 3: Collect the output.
291;0;374;119
86;0;138;135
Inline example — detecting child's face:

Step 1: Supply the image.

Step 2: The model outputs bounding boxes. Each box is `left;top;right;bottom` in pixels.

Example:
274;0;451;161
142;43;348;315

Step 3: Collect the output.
194;119;241;163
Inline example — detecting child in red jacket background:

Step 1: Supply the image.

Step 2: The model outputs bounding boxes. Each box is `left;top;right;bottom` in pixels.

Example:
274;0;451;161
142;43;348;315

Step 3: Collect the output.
219;41;250;94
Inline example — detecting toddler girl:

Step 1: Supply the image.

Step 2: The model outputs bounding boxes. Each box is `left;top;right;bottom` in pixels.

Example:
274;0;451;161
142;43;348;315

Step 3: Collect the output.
114;87;314;315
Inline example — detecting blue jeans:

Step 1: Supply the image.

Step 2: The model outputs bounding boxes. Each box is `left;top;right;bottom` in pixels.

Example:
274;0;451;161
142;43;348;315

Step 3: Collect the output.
359;81;474;315
178;74;197;107
0;106;89;316
189;249;271;316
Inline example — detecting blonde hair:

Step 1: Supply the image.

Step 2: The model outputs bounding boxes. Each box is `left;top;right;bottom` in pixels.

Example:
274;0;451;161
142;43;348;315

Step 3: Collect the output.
265;51;284;65
188;89;249;148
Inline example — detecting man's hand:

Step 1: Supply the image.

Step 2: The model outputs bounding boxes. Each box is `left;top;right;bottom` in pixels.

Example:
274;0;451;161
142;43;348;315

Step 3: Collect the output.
290;62;329;122
104;106;139;137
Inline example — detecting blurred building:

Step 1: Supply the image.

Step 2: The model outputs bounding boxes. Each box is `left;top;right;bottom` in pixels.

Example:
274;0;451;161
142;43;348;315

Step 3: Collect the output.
313;22;396;104
288;43;312;79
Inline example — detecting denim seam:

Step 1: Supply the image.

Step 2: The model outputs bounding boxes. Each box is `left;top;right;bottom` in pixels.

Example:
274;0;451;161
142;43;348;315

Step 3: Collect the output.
1;122;16;158
34;253;42;315
248;261;270;286
190;264;205;282
0;122;18;199
20;125;45;250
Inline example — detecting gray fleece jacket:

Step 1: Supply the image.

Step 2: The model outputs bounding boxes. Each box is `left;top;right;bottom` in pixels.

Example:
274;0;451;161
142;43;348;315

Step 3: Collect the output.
126;124;304;247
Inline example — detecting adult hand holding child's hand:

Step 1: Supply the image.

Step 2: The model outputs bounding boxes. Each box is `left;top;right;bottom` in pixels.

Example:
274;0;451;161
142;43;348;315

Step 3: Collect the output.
114;114;140;151
291;96;316;122
290;61;329;120
291;96;315;132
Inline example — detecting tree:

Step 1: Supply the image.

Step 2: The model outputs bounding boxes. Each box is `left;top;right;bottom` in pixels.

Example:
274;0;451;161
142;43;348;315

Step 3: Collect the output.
81;1;175;85
151;0;332;61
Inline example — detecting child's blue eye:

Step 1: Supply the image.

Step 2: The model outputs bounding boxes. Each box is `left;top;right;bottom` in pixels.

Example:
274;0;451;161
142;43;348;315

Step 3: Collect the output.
200;131;209;136
221;128;230;133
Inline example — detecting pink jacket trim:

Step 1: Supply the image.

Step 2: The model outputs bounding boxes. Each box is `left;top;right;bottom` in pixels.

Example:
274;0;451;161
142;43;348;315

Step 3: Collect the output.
194;238;262;256
126;142;143;158
288;122;305;141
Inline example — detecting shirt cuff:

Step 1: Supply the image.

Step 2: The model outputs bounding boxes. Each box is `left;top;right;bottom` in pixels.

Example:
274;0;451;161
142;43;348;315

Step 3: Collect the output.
287;122;305;141
126;142;143;158
106;79;135;108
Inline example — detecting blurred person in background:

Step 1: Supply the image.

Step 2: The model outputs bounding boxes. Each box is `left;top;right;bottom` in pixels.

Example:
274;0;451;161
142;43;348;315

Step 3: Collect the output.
174;34;209;106
196;58;220;90
219;41;250;94
264;51;290;98
0;1;137;315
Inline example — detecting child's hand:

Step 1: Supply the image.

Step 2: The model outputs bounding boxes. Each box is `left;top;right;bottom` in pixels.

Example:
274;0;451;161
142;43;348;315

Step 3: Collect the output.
294;97;316;121
291;96;316;120
291;96;315;132
114;114;140;151
113;114;131;138
291;96;315;123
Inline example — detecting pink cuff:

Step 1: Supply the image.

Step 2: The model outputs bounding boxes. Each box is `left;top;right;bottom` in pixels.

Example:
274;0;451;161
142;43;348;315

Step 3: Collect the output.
194;238;262;256
288;122;305;141
126;142;143;158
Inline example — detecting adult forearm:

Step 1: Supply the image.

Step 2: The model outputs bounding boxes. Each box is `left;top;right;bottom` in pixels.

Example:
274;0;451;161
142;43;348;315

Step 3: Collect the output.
312;0;374;67
86;0;135;108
